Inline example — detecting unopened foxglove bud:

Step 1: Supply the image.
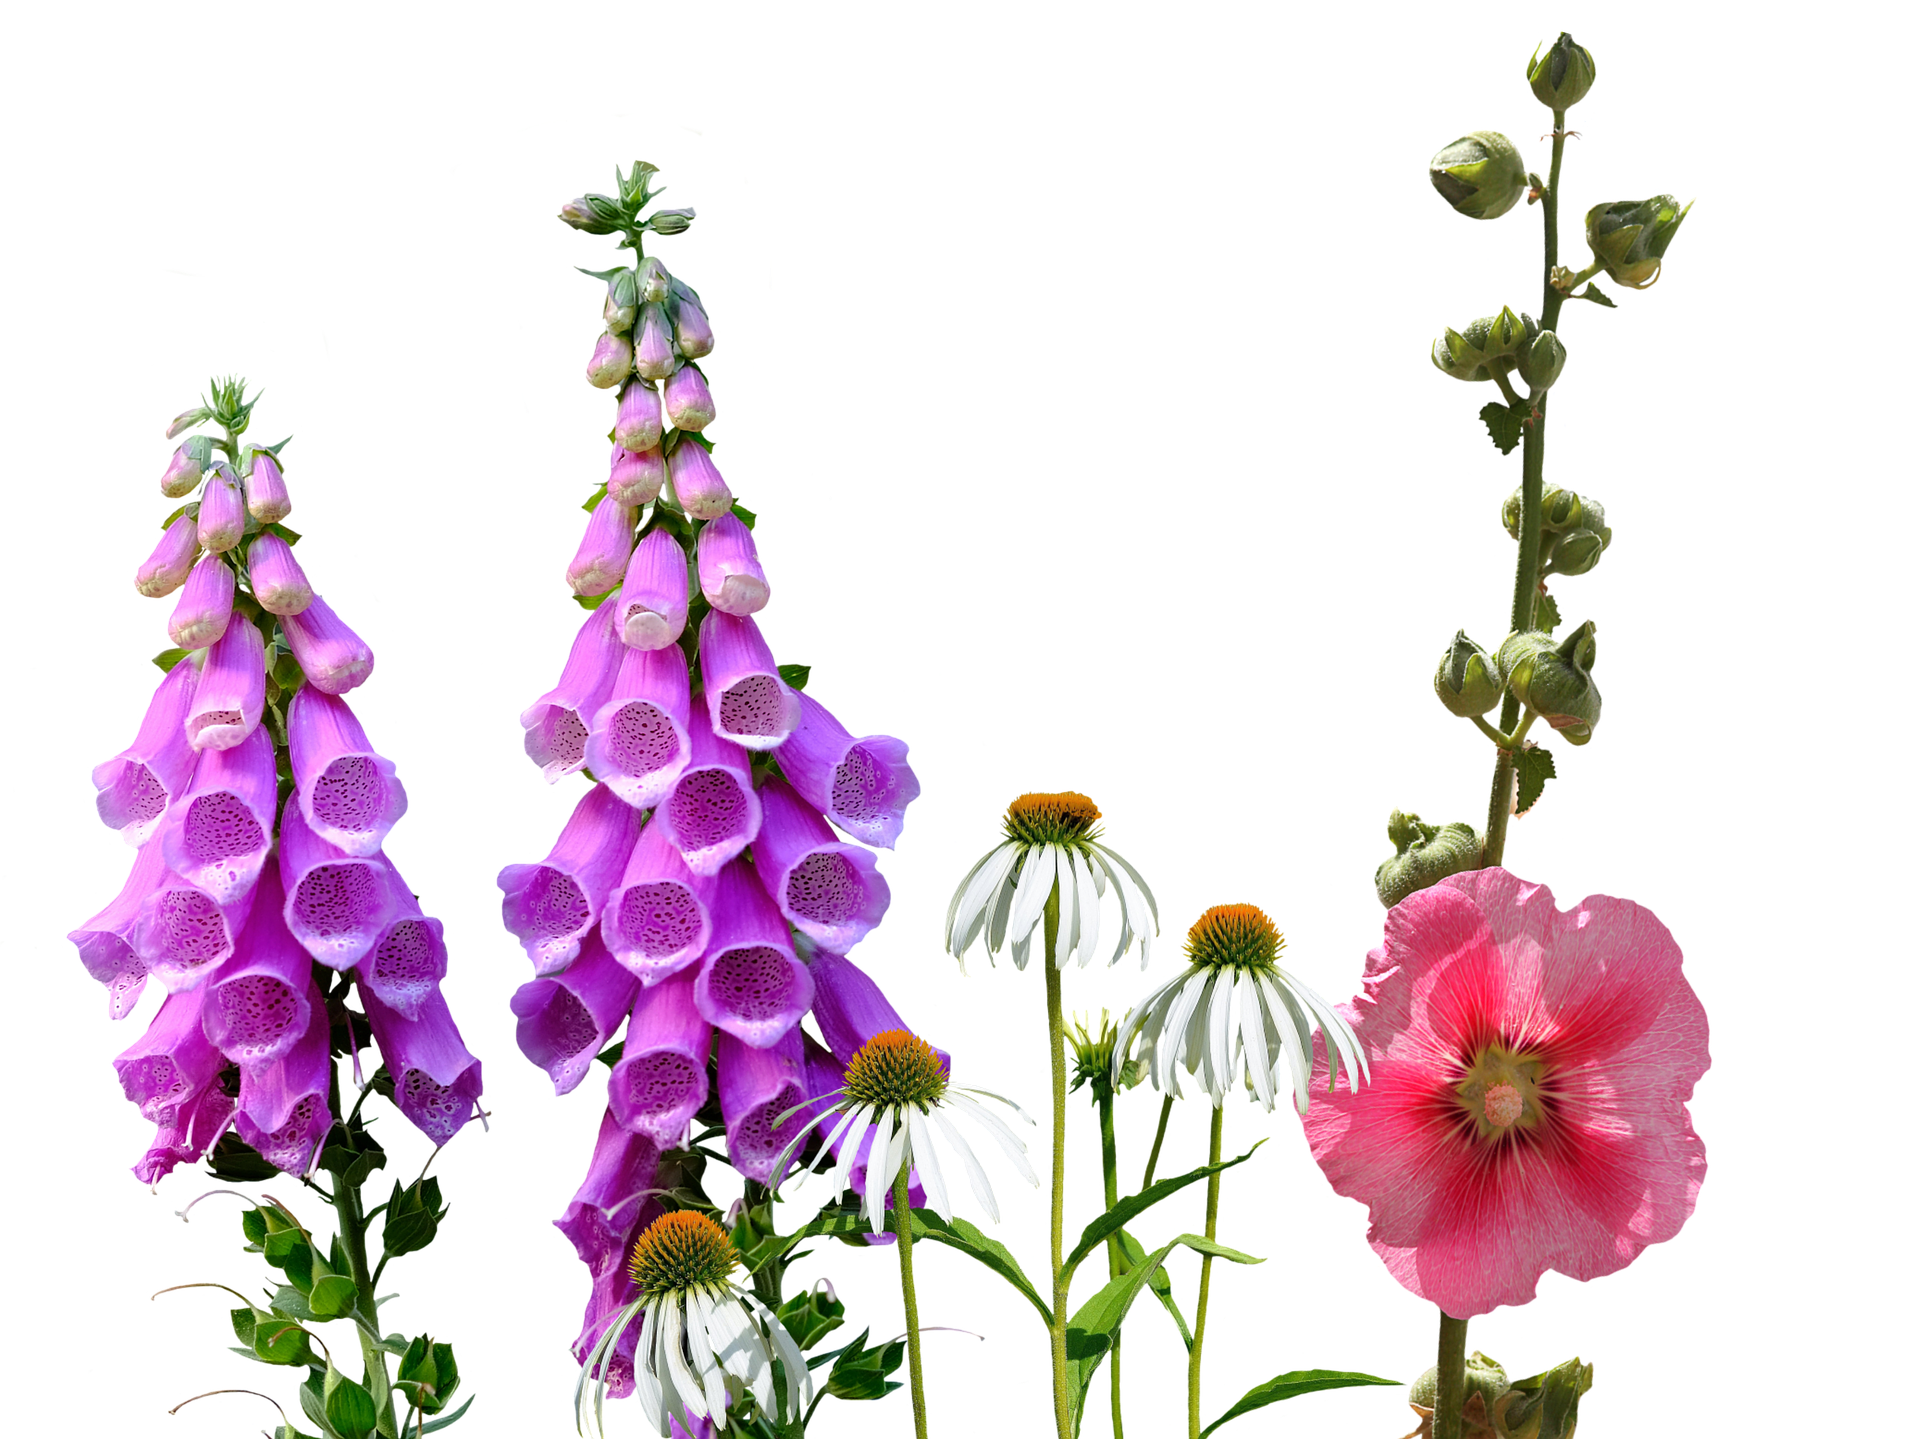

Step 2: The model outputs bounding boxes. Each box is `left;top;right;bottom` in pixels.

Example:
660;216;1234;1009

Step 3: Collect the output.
666;438;732;520
1499;621;1601;743
647;207;694;235
636;256;672;305
160;435;213;497
664;363;715;432
567;497;636;597
196;465;247;552
282;595;375;696
586;330;634;389
247;531;313;616
696;512;768;616
1434;631;1503;717
560;193;624;234
612;527;690;649
1432;307;1531;382
608;443;667;507
166;406;212;440
633;304;676;380
1528;33;1596;109
1429;131;1528;220
604;270;639;332
614;379;663;453
1515;328;1567;392
1585;195;1692;289
168;553;236;649
136;512;200;597
1375;810;1484;909
244;450;292;522
672;284;713;358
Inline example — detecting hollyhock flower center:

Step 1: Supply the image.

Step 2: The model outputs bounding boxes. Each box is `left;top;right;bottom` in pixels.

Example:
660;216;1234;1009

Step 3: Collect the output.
1002;791;1101;847
1456;1043;1548;1141
627;1211;740;1297
844;1029;948;1110
1186;903;1283;971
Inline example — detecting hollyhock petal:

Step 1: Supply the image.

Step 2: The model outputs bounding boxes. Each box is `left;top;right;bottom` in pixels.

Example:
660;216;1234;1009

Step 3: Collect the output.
609;443;667;508
282;595;374;696
235;987;333;1174
717;1027;806;1183
1302;868;1709;1318
655;713;760;876
278;803;399;968
556;1108;664;1281
666;440;732;521
92;659;199;844
362;987;485;1144
608;970;711;1144
245;452;292;523
196;467;247;553
664;364;715;432
586;643;692;810
167;553;235;649
512;932;640;1095
568;497;636;598
805;949;949;1072
602;820;715;983
69;841;164;1017
136;512;201;597
614;379;664;452
698;614;799;752
159;723;276;904
246;531;313;616
113;989;223;1124
133;1073;236;1185
695;512;768;617
693;860;813;1047
522;605;623;781
186;615;266;750
355;861;447;1021
200;869;315;1069
289;687;408;857
776;693;920;849
134;858;260;993
498;782;644;974
751;779;889;952
612;528;691;651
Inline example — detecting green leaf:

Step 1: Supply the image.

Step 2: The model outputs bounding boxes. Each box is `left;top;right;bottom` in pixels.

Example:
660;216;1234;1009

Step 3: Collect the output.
1574;283;1617;308
774;1285;846;1350
822;1328;906;1402
730;502;756;529
576;265;629;282
1479;401;1525;456
308;1274;359;1319
267;521;301;545
1198;1369;1402;1438
776;663;810;692
901;1210;1051;1327
1535;590;1562;632
574;589;612;611
595;1041;624;1068
582;483;608;514
263;1230;316;1292
419;1395;476;1433
1118;1228;1190;1351
324;1360;379;1439
250;1310;315;1367
241;1207;269;1247
1514;746;1558;817
205;1131;279;1182
269;1285;319;1322
1061;1143;1263;1282
151;647;191;673
320;1124;387;1188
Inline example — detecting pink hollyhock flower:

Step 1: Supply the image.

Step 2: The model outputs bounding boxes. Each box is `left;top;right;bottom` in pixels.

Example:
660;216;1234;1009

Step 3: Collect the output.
1301;868;1709;1318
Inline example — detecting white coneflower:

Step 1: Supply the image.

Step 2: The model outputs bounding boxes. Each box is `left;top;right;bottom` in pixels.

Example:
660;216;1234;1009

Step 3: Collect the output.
1114;903;1368;1113
575;1211;808;1437
945;792;1158;969
771;1028;1037;1230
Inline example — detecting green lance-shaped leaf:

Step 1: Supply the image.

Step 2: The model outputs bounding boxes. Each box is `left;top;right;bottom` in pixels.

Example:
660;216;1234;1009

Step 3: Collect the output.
1198;1369;1402;1437
1118;1228;1191;1350
899;1209;1052;1327
419;1395;476;1432
1060;1143;1263;1284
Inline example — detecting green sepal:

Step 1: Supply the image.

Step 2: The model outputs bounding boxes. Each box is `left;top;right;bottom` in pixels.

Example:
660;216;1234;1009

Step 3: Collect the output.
774;1285;846;1351
307;1273;359;1319
1515;746;1558;817
1573;283;1616;308
777;663;810;691
1479;402;1525;455
382;1176;447;1260
396;1335;462;1415
594;1041;624;1068
818;1327;905;1402
323;1357;380;1439
577;265;630;282
419;1395;475;1432
583;483;608;514
248;1308;316;1366
269;1284;319;1322
319;1122;387;1188
205;1131;280;1182
1497;1358;1594;1439
1198;1369;1401;1438
152;647;192;673
730;502;756;529
574;589;613;611
241;1206;270;1248
160;501;197;529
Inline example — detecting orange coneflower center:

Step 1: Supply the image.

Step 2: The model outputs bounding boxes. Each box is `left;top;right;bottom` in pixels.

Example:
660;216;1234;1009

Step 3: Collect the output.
1003;792;1102;846
1185;904;1283;971
844;1029;949;1110
627;1210;740;1296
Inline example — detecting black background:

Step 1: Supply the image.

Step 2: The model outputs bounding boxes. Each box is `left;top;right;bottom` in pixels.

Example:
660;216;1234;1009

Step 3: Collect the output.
41;33;1758;1437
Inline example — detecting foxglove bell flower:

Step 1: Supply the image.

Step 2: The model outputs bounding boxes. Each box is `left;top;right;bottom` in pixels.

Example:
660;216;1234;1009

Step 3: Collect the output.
777;693;919;849
235;984;333;1173
946;792;1158;970
246;531;313;615
632;305;676;381
718;1027;806;1183
666;440;731;521
113;989;222;1125
602;821;714;982
692;860;813;1046
616;380;665;454
654;715;760;876
499;781;645;974
133;1071;237;1185
612;528;691;651
1114;904;1365;1114
361;987;485;1144
512;933;641;1095
570;498;637;597
200;869;315;1069
167;553;235;649
136;512;200;597
278;802;398;968
282;594;374;696
196;465;247;552
289;686;408;857
559;1111;664;1286
589;331;636;390
356;861;447;1020
751;778;889;952
68;841;165;1017
609;971;711;1144
663;364;715;431
135;859;259;992
159;722;276;904
523;605;623;781
1301;869;1709;1317
697;613;798;751
244;450;292;522
694;513;768;616
610;443;668;507
186;614;265;750
587;643;693;810
92;659;199;844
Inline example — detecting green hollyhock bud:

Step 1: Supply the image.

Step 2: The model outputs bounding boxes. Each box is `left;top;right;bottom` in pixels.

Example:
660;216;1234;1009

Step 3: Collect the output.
1433;307;1532;382
1430;131;1528;220
1585;194;1692;289
1376;811;1485;909
1435;631;1504;718
1527;33;1596;110
1499;621;1601;743
1544;498;1610;576
1492;1358;1593;1439
1409;1350;1509;1419
1515;328;1566;392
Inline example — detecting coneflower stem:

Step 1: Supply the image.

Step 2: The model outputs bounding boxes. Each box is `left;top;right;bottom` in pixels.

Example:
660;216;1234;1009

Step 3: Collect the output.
1141;1094;1175;1188
894;1162;931;1439
1044;883;1072;1439
1187;1104;1224;1439
1098;1087;1125;1439
1433;1311;1470;1439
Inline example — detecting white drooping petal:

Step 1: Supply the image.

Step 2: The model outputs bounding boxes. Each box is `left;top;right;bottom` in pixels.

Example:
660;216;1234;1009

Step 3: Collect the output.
1085;848;1136;967
1056;847;1080;968
948;842;1020;956
1286;967;1369;1088
659;1301;707;1425
1074;848;1103;972
985;871;1018;957
683;1291;731;1421
931;1106;999;1220
946;1091;1036;1184
627;1310;663;1429
746;1291;809;1418
945;843;998;941
907;1106;952;1222
1205;969;1238;1099
1153;972;1204;1092
828;1105;874;1198
1007;843;1056;953
863;1105;896;1231
1240;971;1275;1110
1258;970;1317;1114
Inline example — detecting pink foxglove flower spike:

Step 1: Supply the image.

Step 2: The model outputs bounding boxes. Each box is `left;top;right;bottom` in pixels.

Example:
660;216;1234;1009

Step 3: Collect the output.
692;859;814;1047
568;496;636;597
751;777;889;952
609;442;667;507
196;464;247;552
278;801;398;968
185;615;266;750
246;530;312;615
611;526;690;650
243;448;291;522
166;553;235;649
281;594;374;695
288;685;408;857
777;692;919;849
717;1027;807;1184
694;511;768;616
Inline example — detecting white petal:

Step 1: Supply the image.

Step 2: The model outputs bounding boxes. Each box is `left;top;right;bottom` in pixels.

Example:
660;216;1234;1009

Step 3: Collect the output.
1153;972;1202;1091
1087;849;1136;967
746;1292;810;1417
661;1302;708;1424
769;1102;848;1190
945;1093;1036;1184
704;1294;753;1380
948;843;1020;955
1240;971;1275;1111
684;1292;731;1421
931;1107;999;1220
985;872;1018;957
1205;968;1237;1099
1007;844;1056;953
1091;841;1160;927
906;1108;951;1222
1286;968;1368;1087
863;1106;896;1232
1057;848;1081;968
628;1311;664;1430
828;1106;873;1198
945;844;999;943
1011;928;1032;970
1075;846;1103;972
1258;971;1316;1114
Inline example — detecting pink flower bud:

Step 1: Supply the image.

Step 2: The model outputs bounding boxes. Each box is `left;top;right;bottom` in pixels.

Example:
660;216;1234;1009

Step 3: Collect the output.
244;451;291;523
168;553;236;649
247;531;313;615
634;304;676;381
637;257;672;305
612;528;690;649
673;291;713;359
196;466;247;553
614;380;663;453
166;407;211;440
159;439;208;498
282;595;374;696
663;364;715;432
587;330;634;389
696;512;768;615
136;513;200;597
608;443;667;508
667;439;732;520
568;498;636;597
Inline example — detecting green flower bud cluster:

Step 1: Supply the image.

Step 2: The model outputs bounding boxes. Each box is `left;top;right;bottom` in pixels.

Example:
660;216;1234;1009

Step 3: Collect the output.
1585;194;1691;289
1502;485;1611;577
1410;1350;1509;1423
1498;621;1601;744
1434;631;1503;717
1527;33;1596;110
1407;1351;1593;1439
559;160;697;242
1376;811;1484;909
1429;131;1529;220
1433;308;1566;393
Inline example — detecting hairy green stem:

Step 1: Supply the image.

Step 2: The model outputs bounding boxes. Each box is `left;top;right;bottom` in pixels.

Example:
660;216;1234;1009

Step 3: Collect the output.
894;1163;930;1439
1098;1088;1125;1439
1432;1312;1470;1439
1186;1105;1224;1439
1044;885;1072;1439
330;1107;398;1437
1141;1095;1175;1188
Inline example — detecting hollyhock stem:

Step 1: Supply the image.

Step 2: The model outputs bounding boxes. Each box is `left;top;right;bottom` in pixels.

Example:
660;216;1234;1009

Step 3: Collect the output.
1140;1095;1175;1187
1043;883;1071;1439
893;1161;930;1439
1186;1105;1223;1439
1099;1088;1125;1439
1432;1312;1470;1439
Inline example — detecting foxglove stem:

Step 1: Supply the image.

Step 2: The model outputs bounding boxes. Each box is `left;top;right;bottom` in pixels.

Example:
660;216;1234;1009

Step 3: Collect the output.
894;1161;930;1439
327;1083;398;1434
1186;1104;1223;1439
1044;884;1071;1439
1099;1088;1125;1439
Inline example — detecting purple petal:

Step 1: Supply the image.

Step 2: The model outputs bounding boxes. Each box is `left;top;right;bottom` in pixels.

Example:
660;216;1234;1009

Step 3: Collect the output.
245;452;292;523
614;378;663;451
498;782;643;974
159;722;276;905
586;643;691;810
278;803;398;968
808;949;950;1072
697;613;799;752
196;467;247;553
92;659;199;844
568;497;636;598
609;970;710;1145
354;859;447;1021
752;777;889;952
201;868;315;1070
234;987;332;1174
601;819;715;983
186;616;266;751
247;531;313;616
718;1025;806;1184
634;306;675;381
663;364;715;432
777;692;920;849
167;553;235;649
511;931;639;1095
132;1072;236;1185
693;860;813;1047
362;986;484;1145
134;856;260;993
69;841;165;1017
695;512;768;616
611;528;689;651
666;439;731;521
556;1107;663;1279
655;710;760;876
136;511;201;597
282;594;374;696
521;605;622;782
609;442;667;507
114;989;223;1124
289;687;407;856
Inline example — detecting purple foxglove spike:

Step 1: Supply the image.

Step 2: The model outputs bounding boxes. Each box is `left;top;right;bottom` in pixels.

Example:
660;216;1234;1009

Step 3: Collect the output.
186;612;265;751
807;948;951;1073
586;643;692;810
246;532;313;616
693;859;813;1047
498;781;644;974
278;802;398;968
611;527;690;652
718;1025;807;1183
663;363;715;432
134;857;260;993
633;304;675;381
672;290;713;359
699;613;800;752
556;1107;663;1278
666;439;732;521
92;660;200;844
356;860;446;1021
136;512;201;597
196;466;247;553
133;1073;236;1185
510;931;639;1095
235;986;332;1174
614;379;664;453
362;987;485;1145
608;443;667;508
602;819;714;983
778;692;921;849
244;451;292;523
608;969;710;1144
799;1036;923;1232
695;512;769;617
159;441;207;498
114;988;223;1124
159;722;276;905
522;604;622;781
289;686;407;857
587;330;634;389
282;594;374;696
567;496;636;598
655;710;761;876
201;868;315;1069
168;553;236;649
69;842;166;1017
751;778;890;952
